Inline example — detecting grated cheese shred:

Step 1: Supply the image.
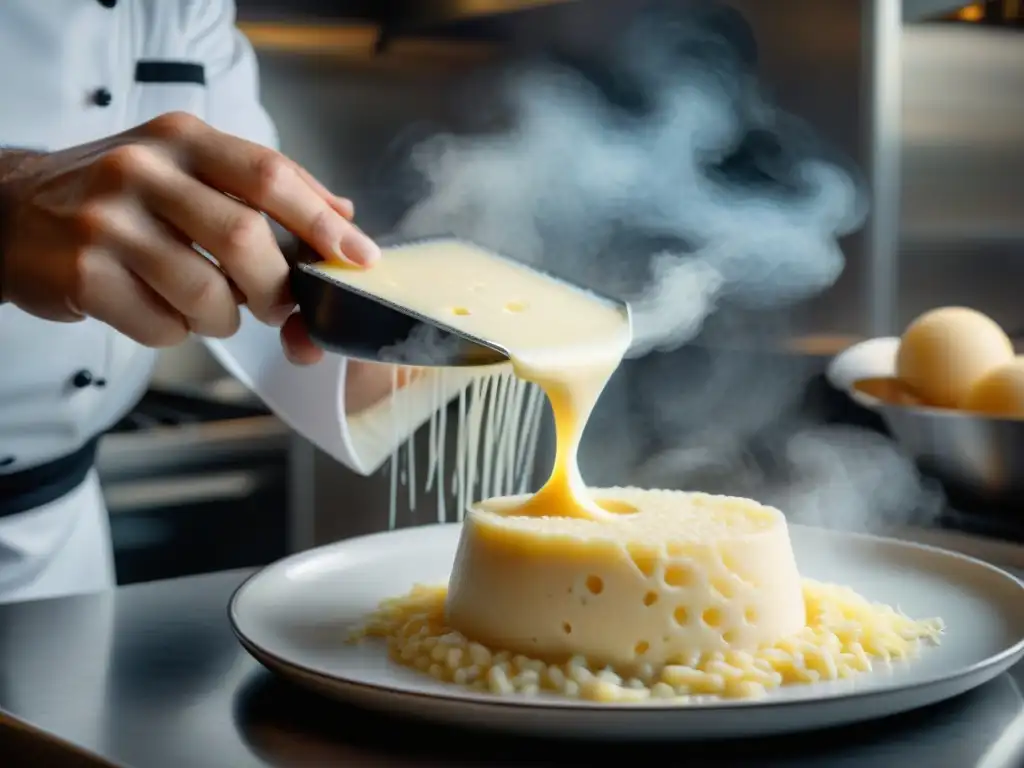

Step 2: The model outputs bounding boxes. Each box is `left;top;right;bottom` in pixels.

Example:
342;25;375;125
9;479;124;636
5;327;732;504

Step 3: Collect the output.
349;581;944;703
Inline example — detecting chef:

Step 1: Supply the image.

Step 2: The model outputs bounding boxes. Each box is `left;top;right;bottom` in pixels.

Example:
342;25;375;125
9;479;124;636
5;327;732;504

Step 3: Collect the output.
0;0;401;603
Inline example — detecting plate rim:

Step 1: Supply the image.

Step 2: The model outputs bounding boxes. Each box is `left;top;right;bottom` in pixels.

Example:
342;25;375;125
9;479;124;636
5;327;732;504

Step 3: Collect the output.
228;523;1024;714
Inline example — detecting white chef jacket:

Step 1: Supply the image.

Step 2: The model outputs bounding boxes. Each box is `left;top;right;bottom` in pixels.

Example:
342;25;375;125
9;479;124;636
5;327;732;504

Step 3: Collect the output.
0;0;372;602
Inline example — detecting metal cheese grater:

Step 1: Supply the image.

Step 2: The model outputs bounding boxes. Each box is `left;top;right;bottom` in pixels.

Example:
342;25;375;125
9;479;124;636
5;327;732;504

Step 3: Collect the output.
290;235;631;367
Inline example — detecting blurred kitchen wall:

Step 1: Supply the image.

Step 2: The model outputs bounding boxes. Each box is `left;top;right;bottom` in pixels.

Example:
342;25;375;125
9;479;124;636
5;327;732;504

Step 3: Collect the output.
898;22;1024;333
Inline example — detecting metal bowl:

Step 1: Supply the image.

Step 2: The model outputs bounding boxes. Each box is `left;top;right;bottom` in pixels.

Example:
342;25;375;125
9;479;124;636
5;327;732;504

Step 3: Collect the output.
828;338;1024;513
876;400;1024;509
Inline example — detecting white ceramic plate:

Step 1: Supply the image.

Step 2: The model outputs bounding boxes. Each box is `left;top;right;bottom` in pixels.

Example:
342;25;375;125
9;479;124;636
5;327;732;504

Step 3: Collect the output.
229;523;1024;740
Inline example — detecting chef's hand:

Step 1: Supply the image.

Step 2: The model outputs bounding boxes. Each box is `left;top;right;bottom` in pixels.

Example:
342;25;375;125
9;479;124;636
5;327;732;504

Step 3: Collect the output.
0;111;380;365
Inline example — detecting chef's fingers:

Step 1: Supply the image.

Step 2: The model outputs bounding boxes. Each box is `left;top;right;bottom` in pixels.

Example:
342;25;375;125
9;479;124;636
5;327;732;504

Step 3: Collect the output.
158;117;379;266
93;196;242;338
280;311;323;366
333;195;355;220
199;145;377;267
136;160;292;326
73;248;190;348
129;114;354;218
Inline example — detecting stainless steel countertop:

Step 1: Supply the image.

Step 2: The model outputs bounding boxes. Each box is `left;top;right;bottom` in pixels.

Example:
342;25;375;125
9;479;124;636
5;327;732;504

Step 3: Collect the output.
1;529;1023;768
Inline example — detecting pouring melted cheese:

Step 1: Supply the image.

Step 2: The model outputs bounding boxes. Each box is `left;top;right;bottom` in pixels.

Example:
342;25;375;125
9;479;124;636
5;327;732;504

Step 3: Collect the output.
337;240;943;702
317;239;631;521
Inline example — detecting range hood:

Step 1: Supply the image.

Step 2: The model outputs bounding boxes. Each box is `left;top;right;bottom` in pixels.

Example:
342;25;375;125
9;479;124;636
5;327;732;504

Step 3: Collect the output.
387;0;975;26
236;0;573;26
382;0;575;27
236;0;979;62
236;0;974;28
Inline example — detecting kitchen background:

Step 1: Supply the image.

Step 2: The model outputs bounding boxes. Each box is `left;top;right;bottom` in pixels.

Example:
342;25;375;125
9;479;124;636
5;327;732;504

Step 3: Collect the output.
97;0;1024;584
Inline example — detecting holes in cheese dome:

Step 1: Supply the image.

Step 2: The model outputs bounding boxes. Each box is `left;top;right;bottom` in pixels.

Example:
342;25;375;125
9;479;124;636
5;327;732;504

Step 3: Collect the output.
634;559;656;578
711;577;735;599
744;606;758;624
673;606;689;625
666;542;687;557
720;550;740;574
451;307;472;316
634;640;650;656
663;564;693;588
585;575;604;595
723;630;739;645
597;499;639;515
643;591;658;607
627;545;657;578
504;301;527;313
562;622;573;635
702;607;723;628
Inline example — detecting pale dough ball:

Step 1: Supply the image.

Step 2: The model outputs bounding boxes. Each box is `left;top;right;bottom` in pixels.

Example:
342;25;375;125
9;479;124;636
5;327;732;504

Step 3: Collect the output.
896;307;1014;409
962;357;1024;418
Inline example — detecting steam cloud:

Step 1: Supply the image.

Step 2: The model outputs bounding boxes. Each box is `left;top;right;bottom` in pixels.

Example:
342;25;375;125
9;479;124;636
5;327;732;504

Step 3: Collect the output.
385;2;939;532
396;2;866;356
379;323;465;365
632;425;945;534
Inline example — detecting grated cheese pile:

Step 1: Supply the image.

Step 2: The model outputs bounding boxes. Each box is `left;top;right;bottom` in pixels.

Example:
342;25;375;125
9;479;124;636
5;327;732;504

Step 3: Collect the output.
349;581;944;702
